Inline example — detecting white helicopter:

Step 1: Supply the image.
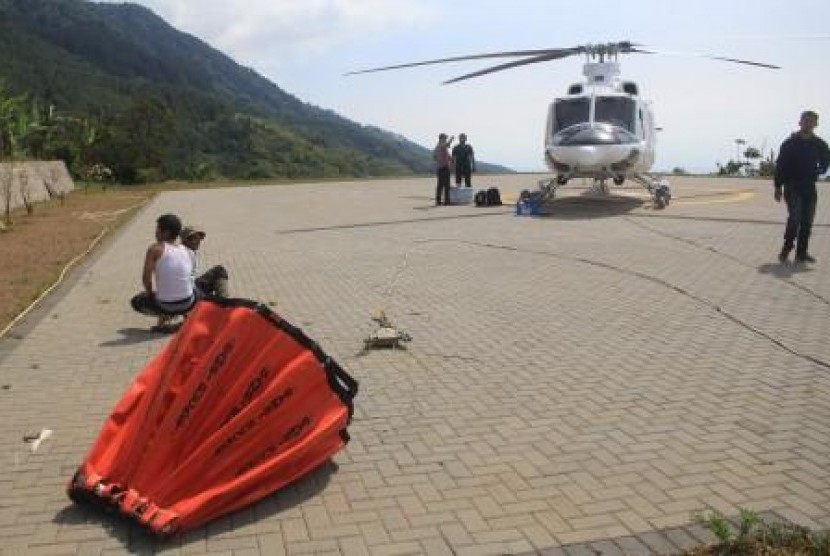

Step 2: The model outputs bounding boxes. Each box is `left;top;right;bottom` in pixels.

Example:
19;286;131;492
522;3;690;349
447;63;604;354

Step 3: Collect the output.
348;41;778;208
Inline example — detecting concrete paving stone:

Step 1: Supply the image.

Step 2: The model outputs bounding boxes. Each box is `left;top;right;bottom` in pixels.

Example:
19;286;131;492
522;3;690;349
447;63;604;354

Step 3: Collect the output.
280;539;339;554
558;526;629;546
1;176;829;554
339;537;370;556
663;528;699;552
256;533;287;556
417;537;454;556
636;531;678;555
563;544;599;556
589;540;626;556
613;535;652;555
681;523;718;546
19;545;77;556
537;548;569;556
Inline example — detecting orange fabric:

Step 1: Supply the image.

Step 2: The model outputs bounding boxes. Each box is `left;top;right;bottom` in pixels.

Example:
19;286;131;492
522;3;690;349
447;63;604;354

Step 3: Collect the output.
68;298;357;536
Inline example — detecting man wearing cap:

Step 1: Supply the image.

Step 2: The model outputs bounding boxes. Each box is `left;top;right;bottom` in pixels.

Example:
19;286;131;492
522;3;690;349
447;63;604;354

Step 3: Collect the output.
181;226;230;298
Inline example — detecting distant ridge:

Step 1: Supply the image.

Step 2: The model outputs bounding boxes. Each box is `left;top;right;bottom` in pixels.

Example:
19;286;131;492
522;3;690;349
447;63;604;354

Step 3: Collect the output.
0;0;511;182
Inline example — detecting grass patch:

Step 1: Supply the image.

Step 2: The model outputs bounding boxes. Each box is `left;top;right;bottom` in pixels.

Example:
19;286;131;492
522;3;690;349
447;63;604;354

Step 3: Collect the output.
690;508;829;555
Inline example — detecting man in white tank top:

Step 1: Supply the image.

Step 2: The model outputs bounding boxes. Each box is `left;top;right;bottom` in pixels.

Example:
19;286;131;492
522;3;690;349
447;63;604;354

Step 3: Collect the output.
130;214;195;332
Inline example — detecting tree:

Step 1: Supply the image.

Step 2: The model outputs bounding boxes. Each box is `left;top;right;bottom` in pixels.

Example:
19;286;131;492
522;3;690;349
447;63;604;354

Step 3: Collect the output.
717;160;745;176
743;146;762;176
0;82;28;225
88;93;175;183
735;138;746;165
0;82;28;159
758;149;776;178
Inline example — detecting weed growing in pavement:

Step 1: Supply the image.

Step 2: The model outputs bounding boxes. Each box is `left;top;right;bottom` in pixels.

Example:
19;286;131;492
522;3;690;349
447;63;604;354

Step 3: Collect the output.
691;507;829;555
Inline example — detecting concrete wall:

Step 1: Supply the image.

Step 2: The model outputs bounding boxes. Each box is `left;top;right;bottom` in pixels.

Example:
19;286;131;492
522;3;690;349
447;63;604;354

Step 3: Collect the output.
0;161;75;212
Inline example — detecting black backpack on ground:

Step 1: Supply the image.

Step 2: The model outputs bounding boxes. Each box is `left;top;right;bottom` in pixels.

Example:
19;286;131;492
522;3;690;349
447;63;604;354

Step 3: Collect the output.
474;190;488;207
486;187;502;206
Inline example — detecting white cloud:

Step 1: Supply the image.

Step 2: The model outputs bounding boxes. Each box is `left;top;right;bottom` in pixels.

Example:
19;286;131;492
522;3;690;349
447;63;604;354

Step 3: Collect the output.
124;0;437;61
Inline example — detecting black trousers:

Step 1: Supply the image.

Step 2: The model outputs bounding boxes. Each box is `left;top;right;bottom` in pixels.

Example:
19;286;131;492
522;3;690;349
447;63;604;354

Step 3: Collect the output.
436;167;450;205
455;166;472;187
784;185;818;256
130;293;195;317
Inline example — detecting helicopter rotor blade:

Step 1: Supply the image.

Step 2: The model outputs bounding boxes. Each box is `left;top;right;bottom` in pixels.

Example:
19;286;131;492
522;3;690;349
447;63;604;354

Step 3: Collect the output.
704;55;780;69
630;47;779;69
344;48;573;76
443;49;583;84
346;41;776;85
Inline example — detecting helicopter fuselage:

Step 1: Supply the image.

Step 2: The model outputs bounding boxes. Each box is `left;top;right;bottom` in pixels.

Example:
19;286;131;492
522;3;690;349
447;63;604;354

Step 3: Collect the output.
543;62;656;184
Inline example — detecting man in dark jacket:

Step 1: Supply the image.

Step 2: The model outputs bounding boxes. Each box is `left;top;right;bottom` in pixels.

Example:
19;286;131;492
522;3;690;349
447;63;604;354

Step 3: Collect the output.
774;110;829;263
452;133;476;187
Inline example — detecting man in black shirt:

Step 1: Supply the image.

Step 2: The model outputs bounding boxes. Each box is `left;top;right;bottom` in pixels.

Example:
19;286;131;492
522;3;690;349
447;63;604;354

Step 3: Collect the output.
774;110;829;263
452;133;476;187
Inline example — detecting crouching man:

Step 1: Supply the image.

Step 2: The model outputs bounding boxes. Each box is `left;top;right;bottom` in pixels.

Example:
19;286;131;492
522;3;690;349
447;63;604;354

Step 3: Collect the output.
180;226;230;298
130;214;196;332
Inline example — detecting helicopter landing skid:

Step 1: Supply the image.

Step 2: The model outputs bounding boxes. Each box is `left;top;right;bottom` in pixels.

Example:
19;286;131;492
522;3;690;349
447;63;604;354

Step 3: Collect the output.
536;178;565;201
631;174;671;209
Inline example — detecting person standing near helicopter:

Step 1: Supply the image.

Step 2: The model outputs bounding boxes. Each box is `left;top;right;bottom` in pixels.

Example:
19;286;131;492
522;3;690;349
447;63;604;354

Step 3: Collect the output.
452;133;476;187
774;110;829;263
433;133;454;205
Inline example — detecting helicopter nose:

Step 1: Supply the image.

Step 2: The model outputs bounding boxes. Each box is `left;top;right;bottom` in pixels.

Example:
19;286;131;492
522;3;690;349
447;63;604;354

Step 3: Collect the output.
553;124;638;147
547;143;641;170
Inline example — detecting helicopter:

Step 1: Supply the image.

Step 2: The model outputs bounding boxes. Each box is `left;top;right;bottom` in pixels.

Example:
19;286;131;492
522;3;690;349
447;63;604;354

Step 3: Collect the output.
347;41;779;209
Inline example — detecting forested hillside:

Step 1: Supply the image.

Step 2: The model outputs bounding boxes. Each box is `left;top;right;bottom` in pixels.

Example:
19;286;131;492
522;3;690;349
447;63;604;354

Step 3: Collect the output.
0;0;510;183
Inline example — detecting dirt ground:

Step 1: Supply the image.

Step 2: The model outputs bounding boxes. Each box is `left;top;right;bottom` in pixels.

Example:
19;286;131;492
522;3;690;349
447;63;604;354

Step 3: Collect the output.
0;187;152;332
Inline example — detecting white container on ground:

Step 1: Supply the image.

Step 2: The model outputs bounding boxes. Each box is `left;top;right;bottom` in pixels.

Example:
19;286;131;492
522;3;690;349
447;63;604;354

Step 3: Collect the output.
449;187;474;205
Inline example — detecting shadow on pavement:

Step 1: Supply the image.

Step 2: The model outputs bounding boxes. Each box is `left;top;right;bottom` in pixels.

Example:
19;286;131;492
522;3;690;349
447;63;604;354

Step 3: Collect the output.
535;195;645;219
758;262;814;278
99;327;170;347
53;461;339;552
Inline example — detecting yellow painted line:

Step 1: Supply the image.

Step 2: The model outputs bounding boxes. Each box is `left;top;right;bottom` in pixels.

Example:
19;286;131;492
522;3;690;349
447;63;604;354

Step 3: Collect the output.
673;190;756;206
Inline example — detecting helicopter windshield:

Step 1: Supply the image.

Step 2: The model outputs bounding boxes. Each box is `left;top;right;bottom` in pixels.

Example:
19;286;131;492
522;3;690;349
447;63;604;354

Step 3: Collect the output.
594;96;636;132
553;98;590;132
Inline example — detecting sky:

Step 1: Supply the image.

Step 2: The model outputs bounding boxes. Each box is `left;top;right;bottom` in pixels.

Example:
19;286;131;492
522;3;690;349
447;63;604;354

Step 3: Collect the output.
99;0;830;173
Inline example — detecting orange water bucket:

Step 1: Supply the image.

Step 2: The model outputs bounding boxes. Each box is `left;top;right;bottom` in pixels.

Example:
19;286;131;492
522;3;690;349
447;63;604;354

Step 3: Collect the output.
68;298;358;536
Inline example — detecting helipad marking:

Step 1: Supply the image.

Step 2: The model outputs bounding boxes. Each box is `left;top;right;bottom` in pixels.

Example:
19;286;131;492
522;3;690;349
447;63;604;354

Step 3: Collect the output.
673;189;756;206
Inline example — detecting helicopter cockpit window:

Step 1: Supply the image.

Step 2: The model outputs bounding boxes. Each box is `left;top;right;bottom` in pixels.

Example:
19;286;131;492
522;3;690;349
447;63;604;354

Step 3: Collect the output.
594;96;636;132
553;98;590;132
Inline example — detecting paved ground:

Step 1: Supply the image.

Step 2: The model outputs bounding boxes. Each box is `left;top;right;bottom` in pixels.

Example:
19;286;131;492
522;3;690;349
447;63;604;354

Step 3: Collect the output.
1;175;829;555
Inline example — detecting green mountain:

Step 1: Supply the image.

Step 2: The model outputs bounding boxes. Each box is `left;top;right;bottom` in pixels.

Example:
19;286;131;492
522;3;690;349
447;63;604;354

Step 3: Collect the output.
0;0;511;182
